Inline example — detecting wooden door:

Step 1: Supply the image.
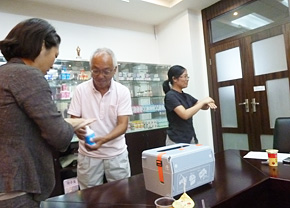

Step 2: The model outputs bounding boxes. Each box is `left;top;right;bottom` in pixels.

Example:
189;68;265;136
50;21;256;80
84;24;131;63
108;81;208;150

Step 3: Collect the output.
210;24;290;151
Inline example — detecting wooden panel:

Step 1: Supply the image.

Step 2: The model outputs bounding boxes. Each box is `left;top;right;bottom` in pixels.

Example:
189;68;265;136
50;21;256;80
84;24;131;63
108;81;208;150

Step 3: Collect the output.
50;143;78;197
125;131;148;175
202;0;253;21
126;128;166;175
213;179;290;208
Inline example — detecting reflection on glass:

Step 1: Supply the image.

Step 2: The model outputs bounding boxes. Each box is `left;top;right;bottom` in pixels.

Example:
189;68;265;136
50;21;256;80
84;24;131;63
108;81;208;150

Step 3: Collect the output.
260;134;274;150
0;56;6;66
211;0;289;43
279;0;289;7
231;13;273;30
216;47;242;82
252;34;287;76
266;78;290;128
223;133;249;150
219;86;238;128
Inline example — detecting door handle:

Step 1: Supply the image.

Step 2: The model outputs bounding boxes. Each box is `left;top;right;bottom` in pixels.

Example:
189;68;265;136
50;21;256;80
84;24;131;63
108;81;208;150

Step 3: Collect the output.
251;98;260;113
239;99;249;112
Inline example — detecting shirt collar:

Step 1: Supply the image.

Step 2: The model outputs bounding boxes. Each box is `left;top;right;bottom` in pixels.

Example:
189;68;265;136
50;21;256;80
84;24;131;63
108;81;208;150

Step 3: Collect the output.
90;78;116;93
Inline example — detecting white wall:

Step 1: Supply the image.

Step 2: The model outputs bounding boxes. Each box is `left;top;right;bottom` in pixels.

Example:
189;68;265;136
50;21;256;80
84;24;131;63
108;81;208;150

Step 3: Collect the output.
0;2;160;63
0;3;214;149
157;10;214;148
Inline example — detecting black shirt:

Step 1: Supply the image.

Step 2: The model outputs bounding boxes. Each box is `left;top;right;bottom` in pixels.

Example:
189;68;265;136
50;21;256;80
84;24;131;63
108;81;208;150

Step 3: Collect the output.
164;89;198;143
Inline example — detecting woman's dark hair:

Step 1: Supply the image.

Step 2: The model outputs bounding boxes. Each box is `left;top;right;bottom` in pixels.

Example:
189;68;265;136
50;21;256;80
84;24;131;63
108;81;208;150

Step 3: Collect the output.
0;18;61;61
162;65;186;93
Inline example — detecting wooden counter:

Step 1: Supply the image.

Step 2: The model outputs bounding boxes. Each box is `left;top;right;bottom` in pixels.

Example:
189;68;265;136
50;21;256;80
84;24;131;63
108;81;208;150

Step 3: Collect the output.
42;150;290;208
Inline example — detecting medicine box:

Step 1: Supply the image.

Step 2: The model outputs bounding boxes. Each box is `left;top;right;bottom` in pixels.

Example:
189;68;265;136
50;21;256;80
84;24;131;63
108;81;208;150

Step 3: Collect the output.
142;143;215;196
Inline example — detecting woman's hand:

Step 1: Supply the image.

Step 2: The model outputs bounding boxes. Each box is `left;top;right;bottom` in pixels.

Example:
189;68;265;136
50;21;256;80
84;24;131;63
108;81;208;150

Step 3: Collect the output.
74;126;86;141
200;97;217;110
208;102;217;110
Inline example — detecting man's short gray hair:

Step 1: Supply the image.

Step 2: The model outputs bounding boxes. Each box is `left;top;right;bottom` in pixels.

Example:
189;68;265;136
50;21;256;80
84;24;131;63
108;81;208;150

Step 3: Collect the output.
90;48;118;68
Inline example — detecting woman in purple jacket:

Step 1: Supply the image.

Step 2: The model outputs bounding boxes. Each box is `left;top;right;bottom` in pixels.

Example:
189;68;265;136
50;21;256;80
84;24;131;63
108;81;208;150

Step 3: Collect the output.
0;18;74;208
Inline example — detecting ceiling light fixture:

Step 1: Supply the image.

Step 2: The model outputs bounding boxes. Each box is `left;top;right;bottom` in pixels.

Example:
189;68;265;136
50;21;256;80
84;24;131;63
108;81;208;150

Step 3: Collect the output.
121;0;130;2
141;0;183;8
231;13;273;30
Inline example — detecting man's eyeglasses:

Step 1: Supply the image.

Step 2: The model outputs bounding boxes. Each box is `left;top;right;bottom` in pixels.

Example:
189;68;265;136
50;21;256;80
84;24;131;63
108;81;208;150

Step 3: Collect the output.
91;69;113;76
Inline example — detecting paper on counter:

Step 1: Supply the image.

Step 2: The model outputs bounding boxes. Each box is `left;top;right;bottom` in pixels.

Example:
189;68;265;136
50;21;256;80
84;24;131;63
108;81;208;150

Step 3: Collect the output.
243;151;290;162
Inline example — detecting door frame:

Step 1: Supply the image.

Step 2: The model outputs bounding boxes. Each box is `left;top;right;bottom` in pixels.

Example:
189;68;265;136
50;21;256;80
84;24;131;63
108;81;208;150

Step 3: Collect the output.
202;0;290;153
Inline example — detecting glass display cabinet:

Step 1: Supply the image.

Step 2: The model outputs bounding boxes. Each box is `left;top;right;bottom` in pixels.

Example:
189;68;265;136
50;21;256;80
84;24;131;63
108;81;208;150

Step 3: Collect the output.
46;59;91;142
46;59;91;118
0;56;170;133
117;62;170;133
47;59;170;133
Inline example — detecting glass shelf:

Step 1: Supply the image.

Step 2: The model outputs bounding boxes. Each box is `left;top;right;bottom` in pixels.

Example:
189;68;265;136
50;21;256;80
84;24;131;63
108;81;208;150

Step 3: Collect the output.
0;56;170;133
118;61;170;133
46;59;91;118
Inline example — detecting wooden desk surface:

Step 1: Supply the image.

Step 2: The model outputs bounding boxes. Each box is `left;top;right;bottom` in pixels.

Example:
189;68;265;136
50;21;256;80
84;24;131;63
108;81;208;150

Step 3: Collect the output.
239;150;290;180
42;150;290;208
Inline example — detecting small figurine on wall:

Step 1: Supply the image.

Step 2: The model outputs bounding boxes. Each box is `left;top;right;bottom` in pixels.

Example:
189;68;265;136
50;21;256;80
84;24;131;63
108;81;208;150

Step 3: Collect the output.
76;46;81;59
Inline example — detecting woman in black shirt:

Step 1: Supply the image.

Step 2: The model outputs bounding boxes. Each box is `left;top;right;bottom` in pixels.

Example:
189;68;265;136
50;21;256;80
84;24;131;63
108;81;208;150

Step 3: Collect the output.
163;65;217;145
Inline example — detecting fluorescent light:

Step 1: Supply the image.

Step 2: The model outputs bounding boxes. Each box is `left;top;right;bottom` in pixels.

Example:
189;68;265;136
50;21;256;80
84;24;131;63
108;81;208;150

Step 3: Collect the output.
231;13;273;30
141;0;183;8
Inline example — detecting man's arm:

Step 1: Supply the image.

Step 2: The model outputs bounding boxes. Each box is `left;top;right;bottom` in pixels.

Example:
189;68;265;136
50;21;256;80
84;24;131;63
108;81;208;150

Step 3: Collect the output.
85;115;129;151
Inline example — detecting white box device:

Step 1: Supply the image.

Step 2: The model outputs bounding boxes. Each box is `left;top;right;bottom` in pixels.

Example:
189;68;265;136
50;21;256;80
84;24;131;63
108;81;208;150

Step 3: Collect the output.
142;143;215;196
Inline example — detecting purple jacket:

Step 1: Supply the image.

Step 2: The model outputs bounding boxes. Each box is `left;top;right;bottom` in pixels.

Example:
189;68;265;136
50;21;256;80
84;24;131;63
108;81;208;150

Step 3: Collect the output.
0;58;74;201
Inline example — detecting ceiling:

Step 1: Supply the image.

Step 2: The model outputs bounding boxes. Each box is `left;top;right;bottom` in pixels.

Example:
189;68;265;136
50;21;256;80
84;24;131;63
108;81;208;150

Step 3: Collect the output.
20;0;220;25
